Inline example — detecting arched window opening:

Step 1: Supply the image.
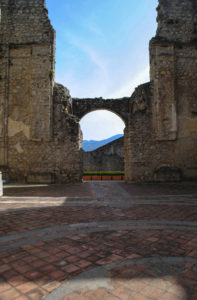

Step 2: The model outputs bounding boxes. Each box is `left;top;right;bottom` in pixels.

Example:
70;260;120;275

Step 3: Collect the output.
80;110;125;180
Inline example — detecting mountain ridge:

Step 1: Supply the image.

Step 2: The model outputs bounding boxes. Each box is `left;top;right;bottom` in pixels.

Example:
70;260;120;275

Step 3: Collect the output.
82;134;123;152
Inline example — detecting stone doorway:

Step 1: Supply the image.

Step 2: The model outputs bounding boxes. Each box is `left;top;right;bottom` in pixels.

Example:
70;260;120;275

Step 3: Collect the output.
79;110;126;180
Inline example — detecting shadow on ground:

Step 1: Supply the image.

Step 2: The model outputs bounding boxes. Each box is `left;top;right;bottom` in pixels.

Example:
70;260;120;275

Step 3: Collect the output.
3;181;197;197
0;181;196;299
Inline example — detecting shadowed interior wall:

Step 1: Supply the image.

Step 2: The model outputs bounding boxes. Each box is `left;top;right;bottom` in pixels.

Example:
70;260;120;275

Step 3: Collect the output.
82;137;124;172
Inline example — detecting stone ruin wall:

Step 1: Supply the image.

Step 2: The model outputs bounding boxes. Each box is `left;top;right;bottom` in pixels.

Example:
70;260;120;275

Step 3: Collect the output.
126;82;185;182
0;0;196;183
148;0;197;181
0;0;82;183
82;137;124;172
125;0;197;182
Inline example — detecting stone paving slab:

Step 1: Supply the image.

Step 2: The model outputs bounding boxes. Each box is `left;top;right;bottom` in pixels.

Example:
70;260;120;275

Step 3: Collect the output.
3;181;197;197
0;204;196;236
46;257;197;300
0;182;196;299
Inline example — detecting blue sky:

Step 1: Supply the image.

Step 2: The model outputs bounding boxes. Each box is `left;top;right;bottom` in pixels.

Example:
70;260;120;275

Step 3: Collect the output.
46;0;158;140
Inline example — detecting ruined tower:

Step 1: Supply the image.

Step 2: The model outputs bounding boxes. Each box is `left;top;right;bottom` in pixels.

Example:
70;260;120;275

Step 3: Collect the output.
149;0;197;179
150;0;197;140
0;0;82;182
0;0;55;163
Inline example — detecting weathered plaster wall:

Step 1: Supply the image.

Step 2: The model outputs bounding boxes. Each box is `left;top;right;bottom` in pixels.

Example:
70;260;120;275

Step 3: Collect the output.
9;84;82;183
0;0;82;183
125;82;155;182
82;137;124;172
6;82;82;183
148;0;197;181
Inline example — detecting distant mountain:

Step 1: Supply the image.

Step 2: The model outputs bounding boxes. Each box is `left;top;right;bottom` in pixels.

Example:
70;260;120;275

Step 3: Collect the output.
82;134;123;152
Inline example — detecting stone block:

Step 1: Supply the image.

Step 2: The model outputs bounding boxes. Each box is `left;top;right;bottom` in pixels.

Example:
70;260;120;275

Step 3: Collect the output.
27;173;55;184
154;166;182;182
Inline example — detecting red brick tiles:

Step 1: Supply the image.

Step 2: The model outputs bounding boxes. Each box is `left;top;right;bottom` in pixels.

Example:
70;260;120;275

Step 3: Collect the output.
0;182;196;299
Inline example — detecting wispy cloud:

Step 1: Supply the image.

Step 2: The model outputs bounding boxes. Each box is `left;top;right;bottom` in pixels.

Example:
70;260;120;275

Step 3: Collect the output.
80;44;108;77
59;31;110;97
64;31;108;78
106;66;150;98
86;21;105;38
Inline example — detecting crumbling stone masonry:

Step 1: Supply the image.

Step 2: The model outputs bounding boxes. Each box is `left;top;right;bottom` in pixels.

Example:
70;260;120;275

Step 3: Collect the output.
0;0;197;183
148;0;197;181
0;0;82;183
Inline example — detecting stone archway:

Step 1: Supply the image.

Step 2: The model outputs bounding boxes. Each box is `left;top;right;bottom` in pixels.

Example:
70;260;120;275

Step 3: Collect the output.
72;97;129;125
79;109;126;178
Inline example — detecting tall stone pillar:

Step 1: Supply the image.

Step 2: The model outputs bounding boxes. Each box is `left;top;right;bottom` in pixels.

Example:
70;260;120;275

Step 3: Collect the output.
150;0;197;141
0;0;55;173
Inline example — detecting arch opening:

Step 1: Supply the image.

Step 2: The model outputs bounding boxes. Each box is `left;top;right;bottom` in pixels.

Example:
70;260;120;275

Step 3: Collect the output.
79;110;126;181
79;108;126;127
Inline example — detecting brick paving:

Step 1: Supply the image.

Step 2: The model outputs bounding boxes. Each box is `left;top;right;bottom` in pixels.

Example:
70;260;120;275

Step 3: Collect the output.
0;181;196;299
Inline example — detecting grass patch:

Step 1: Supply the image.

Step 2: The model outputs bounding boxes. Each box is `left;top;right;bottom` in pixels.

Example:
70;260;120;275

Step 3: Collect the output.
83;171;124;176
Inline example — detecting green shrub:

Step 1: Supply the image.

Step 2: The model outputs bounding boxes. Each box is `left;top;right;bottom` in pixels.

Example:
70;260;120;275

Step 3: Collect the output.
49;69;54;80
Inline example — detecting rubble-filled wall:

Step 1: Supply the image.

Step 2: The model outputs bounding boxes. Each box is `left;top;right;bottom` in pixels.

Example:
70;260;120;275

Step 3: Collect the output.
148;0;197;181
7;83;82;183
82;137;124;172
125;0;197;182
125;82;154;182
73;98;129;123
0;0;82;183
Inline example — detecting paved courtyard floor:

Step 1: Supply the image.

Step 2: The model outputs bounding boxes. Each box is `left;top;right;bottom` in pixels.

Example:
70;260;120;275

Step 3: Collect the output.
0;181;197;300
